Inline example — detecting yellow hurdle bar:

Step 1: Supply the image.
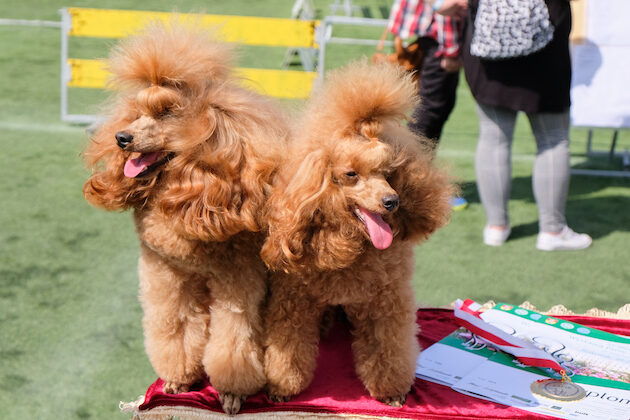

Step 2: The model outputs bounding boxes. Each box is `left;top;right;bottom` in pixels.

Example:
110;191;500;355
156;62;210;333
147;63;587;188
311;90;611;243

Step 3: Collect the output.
236;68;317;99
67;59;106;89
67;58;316;99
67;7;316;48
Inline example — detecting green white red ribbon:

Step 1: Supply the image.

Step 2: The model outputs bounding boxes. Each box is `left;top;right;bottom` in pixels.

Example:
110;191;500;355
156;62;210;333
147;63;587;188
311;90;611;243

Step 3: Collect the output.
454;299;565;374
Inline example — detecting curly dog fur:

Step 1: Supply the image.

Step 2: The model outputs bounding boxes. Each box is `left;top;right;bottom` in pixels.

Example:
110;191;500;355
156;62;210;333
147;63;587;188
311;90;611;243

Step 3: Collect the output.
82;22;288;414
261;61;454;406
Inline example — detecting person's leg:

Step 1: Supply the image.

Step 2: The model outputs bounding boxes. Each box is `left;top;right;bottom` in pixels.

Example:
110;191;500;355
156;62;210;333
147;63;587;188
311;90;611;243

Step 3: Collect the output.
527;111;570;232
408;37;465;208
407;37;460;143
475;103;517;245
527;111;591;250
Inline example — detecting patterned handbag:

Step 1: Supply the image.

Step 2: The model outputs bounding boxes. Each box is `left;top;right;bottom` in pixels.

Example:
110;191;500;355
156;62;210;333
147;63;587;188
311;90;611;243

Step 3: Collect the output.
470;0;554;60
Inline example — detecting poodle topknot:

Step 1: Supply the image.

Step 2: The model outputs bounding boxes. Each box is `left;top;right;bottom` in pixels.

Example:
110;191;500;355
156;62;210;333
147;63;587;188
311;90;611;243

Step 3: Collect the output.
107;21;234;93
301;59;419;142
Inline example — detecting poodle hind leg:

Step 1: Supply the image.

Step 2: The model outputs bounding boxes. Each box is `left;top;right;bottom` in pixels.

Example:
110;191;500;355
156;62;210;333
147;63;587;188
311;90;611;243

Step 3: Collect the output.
203;269;267;415
343;285;419;406
139;246;210;393
264;279;324;402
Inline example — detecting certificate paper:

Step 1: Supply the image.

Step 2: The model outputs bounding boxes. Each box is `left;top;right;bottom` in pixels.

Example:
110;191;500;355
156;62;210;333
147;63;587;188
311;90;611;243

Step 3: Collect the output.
416;304;630;420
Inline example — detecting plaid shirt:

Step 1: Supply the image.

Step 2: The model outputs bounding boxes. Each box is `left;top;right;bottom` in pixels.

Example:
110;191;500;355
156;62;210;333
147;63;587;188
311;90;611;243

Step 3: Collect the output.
387;0;462;58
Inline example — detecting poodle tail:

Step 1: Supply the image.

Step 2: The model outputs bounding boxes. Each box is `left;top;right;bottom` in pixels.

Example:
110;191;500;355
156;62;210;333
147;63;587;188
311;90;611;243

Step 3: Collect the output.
106;18;234;93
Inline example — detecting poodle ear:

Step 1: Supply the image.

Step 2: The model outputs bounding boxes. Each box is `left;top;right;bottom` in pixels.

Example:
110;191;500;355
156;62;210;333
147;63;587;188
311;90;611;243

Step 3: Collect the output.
261;149;361;273
158;158;255;242
157;107;276;242
388;142;454;242
82;124;147;210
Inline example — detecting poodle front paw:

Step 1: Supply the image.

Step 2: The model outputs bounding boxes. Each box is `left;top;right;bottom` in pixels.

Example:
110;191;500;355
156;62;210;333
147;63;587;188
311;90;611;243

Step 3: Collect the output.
219;392;246;415
268;392;291;403
163;381;190;394
379;394;407;407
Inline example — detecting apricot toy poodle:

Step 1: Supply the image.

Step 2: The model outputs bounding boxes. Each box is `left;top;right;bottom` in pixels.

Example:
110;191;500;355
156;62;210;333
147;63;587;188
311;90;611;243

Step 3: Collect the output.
261;61;454;406
82;22;288;414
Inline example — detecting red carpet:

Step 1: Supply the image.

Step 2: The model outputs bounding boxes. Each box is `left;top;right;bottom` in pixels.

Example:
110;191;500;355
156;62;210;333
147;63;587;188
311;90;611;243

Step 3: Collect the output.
130;308;630;419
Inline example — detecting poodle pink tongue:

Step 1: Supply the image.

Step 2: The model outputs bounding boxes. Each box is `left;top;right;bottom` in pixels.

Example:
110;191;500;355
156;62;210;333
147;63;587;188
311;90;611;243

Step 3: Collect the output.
357;206;393;250
124;152;161;178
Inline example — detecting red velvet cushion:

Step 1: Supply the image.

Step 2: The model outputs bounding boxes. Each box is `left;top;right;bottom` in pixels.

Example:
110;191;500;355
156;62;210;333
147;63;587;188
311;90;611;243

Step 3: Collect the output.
138;308;629;419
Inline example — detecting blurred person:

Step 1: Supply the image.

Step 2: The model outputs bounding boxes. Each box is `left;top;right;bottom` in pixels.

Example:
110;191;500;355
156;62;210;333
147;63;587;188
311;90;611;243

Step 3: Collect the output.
428;0;468;16
439;0;591;251
387;0;468;210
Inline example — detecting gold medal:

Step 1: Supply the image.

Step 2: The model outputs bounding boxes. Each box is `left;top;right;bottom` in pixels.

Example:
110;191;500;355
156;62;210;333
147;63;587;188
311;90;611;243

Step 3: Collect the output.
530;379;586;402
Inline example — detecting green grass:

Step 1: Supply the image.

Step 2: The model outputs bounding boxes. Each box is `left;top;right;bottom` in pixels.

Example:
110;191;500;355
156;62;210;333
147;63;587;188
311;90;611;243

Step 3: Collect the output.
0;1;629;419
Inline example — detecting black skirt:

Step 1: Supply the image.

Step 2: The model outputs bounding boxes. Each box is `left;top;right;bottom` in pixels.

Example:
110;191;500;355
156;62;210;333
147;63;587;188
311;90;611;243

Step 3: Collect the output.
462;0;572;113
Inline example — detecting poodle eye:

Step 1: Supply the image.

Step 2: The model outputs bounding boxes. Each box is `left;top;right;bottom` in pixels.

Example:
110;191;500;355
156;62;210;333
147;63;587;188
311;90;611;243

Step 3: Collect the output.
157;107;172;118
345;171;358;178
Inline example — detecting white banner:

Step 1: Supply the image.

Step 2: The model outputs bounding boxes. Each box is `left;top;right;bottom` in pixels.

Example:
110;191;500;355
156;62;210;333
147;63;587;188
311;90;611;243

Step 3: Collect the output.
570;0;630;128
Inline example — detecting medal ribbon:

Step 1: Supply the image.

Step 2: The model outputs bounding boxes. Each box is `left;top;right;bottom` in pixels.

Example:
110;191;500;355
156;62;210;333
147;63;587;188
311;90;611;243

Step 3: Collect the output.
454;299;567;377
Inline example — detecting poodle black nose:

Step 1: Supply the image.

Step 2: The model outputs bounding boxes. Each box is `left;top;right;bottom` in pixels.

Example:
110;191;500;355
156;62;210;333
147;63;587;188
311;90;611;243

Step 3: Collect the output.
382;194;399;212
115;131;134;149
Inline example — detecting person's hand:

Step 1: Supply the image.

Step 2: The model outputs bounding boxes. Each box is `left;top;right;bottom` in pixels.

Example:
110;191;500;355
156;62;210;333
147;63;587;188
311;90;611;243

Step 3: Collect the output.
434;0;468;17
440;56;462;72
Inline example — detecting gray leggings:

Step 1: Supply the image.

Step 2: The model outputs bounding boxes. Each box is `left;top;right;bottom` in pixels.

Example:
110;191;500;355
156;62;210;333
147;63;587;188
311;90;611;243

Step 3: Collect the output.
475;103;570;233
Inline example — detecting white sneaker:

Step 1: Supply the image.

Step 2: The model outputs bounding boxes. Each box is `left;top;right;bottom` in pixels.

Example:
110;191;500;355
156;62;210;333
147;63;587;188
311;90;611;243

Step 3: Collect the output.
536;226;592;251
483;225;511;246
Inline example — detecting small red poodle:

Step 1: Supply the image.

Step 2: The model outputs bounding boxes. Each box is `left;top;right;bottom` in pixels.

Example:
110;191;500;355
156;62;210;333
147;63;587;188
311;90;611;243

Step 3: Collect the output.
82;22;288;414
261;61;454;406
